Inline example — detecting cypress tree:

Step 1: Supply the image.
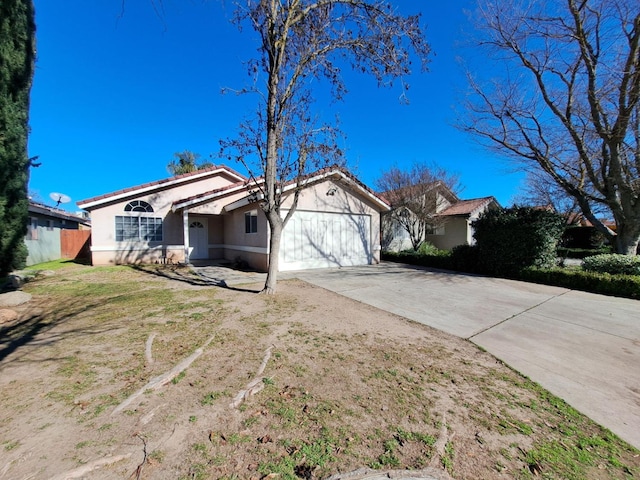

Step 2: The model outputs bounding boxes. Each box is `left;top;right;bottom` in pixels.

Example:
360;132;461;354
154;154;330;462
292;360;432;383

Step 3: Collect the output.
0;0;36;276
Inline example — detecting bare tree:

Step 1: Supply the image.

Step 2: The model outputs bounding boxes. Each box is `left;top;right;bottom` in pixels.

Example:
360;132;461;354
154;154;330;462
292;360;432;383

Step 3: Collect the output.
167;150;213;176
221;0;431;293
376;162;460;251
460;0;640;254
516;171;584;224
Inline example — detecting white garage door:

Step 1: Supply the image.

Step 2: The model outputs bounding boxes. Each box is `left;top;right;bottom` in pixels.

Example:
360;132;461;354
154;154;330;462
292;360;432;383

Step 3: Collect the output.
279;210;372;271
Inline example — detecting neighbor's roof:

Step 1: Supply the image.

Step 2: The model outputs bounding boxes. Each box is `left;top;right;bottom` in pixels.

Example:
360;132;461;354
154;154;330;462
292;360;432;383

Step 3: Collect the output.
28;201;91;226
77;165;247;210
439;196;499;217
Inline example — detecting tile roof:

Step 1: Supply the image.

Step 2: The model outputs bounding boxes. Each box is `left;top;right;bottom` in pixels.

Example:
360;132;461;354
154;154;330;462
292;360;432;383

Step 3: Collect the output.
77;165;247;207
439;196;498;217
172;164;390;211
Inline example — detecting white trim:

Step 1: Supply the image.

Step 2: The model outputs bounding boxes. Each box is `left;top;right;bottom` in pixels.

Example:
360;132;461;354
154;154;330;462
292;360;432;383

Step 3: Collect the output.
91;245;184;252
91;244;269;255
222;244;269;254
78;167;246;210
223;169;390;212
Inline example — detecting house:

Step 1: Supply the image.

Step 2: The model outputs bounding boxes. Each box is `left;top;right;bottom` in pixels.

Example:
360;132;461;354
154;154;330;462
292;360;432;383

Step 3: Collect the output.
25;201;92;266
76;165;389;271
382;182;500;252
427;196;500;250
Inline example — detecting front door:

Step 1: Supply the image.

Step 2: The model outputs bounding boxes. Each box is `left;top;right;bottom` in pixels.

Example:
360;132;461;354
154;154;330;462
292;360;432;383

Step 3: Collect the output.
189;218;208;259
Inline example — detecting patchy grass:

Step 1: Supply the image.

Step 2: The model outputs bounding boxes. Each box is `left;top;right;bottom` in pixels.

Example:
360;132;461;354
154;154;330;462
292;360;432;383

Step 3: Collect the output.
0;264;637;480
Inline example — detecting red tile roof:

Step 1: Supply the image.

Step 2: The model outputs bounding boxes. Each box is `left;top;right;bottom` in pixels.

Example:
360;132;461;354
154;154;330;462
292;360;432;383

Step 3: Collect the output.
439;196;498;216
77;165;247;207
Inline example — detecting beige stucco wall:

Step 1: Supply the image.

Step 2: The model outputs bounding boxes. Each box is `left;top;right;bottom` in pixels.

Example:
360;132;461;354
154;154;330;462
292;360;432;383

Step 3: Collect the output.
427;217;470;250
87;171;241;265
86;172;385;269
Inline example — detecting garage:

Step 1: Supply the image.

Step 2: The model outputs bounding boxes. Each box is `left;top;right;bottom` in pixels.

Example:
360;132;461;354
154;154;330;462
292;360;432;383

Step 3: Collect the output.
279;210;372;271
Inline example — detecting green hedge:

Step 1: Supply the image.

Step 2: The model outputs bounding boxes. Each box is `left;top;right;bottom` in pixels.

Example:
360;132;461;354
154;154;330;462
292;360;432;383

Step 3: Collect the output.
521;267;640;300
383;251;640;300
473;206;565;276
582;254;640;276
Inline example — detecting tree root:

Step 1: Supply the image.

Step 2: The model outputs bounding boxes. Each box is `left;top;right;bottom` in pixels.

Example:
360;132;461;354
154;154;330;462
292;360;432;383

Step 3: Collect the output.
112;335;216;415
49;454;132;480
145;333;157;366
229;345;274;408
428;410;455;479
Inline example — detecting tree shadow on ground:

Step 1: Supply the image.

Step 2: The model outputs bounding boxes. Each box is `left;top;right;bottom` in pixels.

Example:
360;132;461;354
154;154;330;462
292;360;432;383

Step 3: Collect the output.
130;264;262;293
0;298;117;367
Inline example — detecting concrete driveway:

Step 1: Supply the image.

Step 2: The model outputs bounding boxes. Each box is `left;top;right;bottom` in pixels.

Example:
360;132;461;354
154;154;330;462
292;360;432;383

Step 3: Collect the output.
294;262;640;449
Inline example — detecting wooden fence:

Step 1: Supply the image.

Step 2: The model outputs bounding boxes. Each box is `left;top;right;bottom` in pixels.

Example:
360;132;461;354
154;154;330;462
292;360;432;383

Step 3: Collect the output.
61;230;91;260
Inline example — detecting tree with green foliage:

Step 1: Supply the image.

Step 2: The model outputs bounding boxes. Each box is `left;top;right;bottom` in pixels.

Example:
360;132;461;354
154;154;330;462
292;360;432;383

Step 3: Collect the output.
472;206;565;277
221;0;431;293
0;0;36;277
166;150;213;176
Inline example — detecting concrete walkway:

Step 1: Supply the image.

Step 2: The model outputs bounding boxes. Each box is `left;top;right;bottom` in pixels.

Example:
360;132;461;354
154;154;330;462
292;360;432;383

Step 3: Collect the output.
293;262;640;449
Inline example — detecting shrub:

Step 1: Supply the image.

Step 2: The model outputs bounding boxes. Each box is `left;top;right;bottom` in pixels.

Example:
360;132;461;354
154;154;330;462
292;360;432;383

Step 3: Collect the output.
582;254;640;276
450;244;480;273
522;267;640;300
472;206;565;277
417;242;439;256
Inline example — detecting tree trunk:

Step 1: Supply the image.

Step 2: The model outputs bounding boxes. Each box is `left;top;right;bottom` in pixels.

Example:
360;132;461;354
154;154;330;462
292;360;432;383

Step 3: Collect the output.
614;227;640;256
262;212;283;294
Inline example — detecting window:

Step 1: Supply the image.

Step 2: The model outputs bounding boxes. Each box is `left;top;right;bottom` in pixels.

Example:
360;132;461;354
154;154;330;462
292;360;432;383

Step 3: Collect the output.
115;201;162;241
46;219;54;231
27;217;38;240
245;210;258;234
124;200;154;213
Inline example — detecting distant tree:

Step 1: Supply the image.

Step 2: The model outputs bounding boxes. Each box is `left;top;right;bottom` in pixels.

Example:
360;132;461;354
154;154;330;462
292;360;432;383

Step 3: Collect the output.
376;162;460;251
167;150;213;176
0;0;37;276
460;0;640;255
220;0;431;293
516;172;584;225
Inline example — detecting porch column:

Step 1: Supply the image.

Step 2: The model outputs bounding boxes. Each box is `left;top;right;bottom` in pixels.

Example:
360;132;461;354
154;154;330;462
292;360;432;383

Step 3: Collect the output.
183;209;190;264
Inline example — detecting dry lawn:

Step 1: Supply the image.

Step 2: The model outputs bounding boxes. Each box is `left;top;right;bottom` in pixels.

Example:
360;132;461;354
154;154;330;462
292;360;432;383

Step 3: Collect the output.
0;263;638;480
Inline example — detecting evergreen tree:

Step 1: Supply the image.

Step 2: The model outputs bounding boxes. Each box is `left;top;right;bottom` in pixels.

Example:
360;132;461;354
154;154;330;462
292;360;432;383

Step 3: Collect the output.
0;0;36;276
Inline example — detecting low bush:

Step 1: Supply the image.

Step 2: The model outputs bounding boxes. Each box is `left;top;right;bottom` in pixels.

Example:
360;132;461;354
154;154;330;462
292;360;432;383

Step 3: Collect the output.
521;267;640;300
450;244;480;273
582;254;640;276
382;250;453;271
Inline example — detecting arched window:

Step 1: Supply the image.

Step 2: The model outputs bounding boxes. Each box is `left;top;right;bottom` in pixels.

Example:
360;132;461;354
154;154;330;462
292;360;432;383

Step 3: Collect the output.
124;200;154;213
115;200;163;242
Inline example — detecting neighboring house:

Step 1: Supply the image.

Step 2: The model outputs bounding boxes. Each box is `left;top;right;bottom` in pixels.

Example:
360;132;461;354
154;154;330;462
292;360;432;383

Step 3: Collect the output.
25;201;91;266
427;196;500;250
382;184;500;251
76;165;389;272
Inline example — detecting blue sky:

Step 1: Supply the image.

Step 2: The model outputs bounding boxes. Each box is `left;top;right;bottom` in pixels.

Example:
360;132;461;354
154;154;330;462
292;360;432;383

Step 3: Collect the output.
28;0;525;213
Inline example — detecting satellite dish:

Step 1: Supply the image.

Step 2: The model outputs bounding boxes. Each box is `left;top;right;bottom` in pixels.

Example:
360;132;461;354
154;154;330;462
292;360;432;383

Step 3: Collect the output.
50;192;71;207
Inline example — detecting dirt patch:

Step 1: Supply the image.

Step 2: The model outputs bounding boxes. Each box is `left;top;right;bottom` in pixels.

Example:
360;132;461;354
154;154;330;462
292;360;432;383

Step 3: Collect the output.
0;265;638;479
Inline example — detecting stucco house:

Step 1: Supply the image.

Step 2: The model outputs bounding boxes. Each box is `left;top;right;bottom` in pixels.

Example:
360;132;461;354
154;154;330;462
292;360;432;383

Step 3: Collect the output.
382;182;500;252
77;165;389;272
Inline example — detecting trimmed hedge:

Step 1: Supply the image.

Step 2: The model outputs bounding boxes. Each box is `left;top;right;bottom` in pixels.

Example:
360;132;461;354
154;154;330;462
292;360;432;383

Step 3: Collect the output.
472;207;565;276
382;251;640;300
582;254;640;276
521;267;640;300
